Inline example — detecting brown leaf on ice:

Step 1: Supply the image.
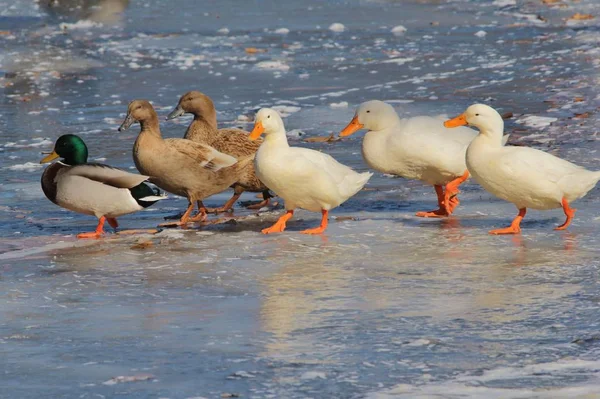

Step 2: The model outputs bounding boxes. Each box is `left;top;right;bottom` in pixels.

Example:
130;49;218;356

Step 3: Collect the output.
574;112;590;119
542;0;561;5
130;240;153;250
304;133;340;143
501;112;514;119
245;47;267;54
574;97;585;102
334;216;357;222
567;13;595;21
0;31;11;35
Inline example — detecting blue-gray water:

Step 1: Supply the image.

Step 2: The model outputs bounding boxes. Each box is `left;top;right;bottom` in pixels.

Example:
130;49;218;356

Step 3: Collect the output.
2;0;600;398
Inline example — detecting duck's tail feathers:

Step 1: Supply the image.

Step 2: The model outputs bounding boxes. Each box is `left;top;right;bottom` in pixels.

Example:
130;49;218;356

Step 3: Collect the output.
130;183;167;208
501;134;510;146
340;171;373;199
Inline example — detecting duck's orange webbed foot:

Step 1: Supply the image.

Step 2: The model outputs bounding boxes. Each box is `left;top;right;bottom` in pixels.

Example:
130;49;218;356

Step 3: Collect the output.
489;208;526;235
415;208;449;218
300;210;328;235
416;185;449;218
262;210;293;234
555;197;576;231
77;216;106;239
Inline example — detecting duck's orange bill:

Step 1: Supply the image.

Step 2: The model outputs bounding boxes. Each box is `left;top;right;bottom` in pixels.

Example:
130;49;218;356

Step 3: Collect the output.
249;121;264;141
444;114;467;128
40;150;59;164
339;115;364;137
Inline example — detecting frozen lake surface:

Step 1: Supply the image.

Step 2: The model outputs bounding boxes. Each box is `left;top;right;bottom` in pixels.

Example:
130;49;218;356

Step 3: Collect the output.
2;0;600;397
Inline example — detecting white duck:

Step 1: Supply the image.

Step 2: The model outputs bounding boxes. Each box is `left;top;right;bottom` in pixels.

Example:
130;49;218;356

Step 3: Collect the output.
340;100;508;217
445;103;600;234
249;108;373;234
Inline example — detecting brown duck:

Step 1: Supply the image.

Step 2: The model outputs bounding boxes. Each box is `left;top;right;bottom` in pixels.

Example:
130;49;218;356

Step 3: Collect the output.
167;91;272;212
118;100;250;226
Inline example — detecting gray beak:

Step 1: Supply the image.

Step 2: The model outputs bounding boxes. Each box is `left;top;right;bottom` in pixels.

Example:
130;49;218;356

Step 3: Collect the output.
118;113;136;131
166;105;185;121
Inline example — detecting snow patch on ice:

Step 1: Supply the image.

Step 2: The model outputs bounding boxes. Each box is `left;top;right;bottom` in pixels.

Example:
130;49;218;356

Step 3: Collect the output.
492;0;516;7
516;115;557;129
391;25;407;35
7;162;44;172
255;60;290;71
330;101;349;109
329;23;345;32
272;105;301;117
59;20;103;30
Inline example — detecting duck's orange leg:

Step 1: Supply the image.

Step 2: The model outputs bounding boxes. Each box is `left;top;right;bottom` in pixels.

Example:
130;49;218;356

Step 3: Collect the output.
159;203;195;227
189;206;208;223
444;170;470;215
301;210;329;235
489;208;526;235
416;185;448;218
262;210;294;234
555;197;576;231
77;216;107;239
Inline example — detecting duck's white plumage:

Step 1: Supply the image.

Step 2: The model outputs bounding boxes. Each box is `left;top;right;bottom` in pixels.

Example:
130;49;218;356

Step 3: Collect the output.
458;104;600;211
253;108;372;213
342;100;509;185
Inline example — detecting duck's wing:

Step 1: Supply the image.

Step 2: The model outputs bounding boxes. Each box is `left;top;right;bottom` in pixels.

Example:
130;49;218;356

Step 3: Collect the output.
213;128;262;158
288;147;355;184
498;147;585;184
65;163;150;188
164;138;238;172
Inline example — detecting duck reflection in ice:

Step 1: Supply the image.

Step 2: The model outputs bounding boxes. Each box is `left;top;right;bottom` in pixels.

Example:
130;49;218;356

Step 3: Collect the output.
41;0;130;24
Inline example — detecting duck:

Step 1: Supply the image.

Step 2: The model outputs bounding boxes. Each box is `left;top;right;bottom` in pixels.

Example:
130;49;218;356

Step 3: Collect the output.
40;134;166;238
445;103;600;234
118;99;248;226
166;90;272;212
339;100;509;217
249;108;372;234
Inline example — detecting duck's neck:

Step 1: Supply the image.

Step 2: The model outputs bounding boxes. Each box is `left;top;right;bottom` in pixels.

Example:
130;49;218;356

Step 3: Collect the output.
475;117;505;147
62;152;87;166
186;116;217;142
139;115;162;138
263;130;290;149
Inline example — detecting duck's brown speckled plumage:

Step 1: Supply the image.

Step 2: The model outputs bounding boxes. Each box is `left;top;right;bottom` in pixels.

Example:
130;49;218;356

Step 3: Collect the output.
121;100;250;221
173;91;270;203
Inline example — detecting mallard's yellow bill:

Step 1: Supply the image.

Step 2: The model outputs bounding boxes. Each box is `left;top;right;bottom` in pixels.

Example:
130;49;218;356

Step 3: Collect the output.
40;151;59;164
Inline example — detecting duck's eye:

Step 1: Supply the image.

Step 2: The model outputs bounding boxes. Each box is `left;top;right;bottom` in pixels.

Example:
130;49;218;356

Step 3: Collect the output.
475;113;480;116
137;106;142;110
366;110;371;113
267;115;271;119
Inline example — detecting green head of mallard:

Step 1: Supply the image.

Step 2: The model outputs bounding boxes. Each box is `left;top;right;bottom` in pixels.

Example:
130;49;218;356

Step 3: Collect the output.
40;134;88;166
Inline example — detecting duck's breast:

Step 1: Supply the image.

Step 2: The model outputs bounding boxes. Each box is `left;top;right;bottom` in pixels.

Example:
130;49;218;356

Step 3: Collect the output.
55;175;141;218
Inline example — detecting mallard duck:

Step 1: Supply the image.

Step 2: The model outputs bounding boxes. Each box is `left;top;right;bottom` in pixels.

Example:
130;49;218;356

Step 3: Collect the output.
340;100;509;217
167;90;272;212
445;104;600;234
118;100;247;226
40;134;165;238
250;108;372;234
